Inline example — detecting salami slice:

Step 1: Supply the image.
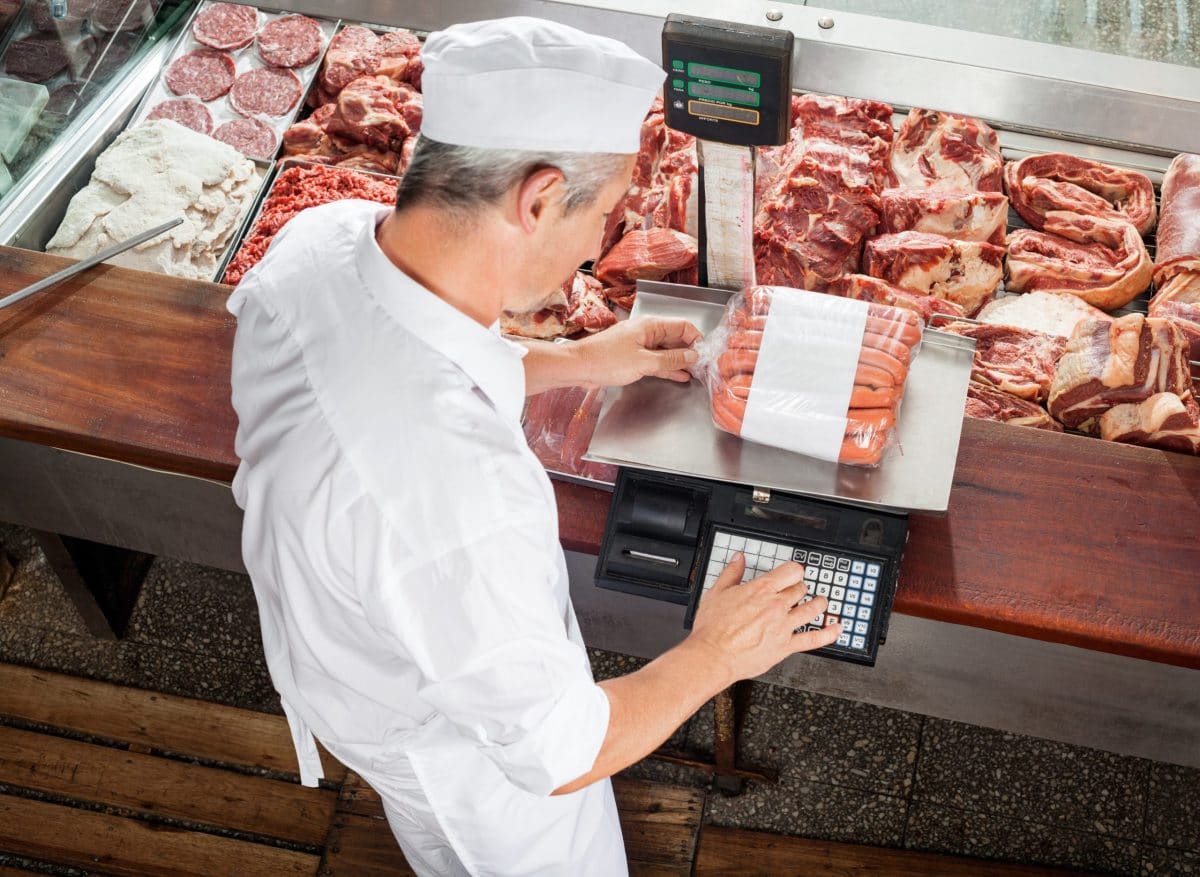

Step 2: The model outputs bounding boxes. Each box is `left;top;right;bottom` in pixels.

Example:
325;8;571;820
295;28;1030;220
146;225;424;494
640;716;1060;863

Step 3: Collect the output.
3;33;70;82
165;48;236;101
213;118;277;158
90;0;156;33
147;99;214;135
192;3;259;51
229;66;301;117
256;14;322;68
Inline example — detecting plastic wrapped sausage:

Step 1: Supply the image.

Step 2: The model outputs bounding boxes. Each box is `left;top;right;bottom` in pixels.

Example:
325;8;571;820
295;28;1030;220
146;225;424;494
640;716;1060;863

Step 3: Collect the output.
696;286;923;467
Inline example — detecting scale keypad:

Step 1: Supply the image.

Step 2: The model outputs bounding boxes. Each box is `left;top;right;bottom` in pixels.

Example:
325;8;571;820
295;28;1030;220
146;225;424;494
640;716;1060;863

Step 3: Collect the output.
703;529;883;654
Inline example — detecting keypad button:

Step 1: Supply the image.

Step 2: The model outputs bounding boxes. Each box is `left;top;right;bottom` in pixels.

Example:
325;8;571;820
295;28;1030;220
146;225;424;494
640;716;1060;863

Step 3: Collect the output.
862;592;875;606
772;557;788;570
834;572;848;586
831;586;845;601
855;620;868;635
817;583;831;596
813;613;825;625
819;569;834;584
807;552;823;566
706;560;722;577
852;635;866;649
821;555;836;569
836;558;851;572
864;578;877;592
826;616;840;628
715;531;731;548
710;547;728;563
805;581;817;595
804;566;818;581
850;575;862;588
851;560;865;574
776;544;793;559
741;568;755;583
755;554;773;571
857;606;871;620
793;548;807;563
845;589;860;604
837;633;851;647
745;539;762;555
828;600;842;615
730;535;746;551
867;563;881;577
704;574;718;590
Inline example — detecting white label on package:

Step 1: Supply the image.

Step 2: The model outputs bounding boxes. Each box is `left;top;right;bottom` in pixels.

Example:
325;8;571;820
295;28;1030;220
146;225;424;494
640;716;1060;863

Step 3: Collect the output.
740;288;868;462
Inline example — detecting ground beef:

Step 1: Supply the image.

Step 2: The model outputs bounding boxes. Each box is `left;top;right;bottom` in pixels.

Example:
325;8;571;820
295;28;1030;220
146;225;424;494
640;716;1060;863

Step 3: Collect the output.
4;32;71;82
224;163;397;285
229;66;300;117
192;3;259;51
165;48;236;101
256;14;322;68
147;98;214;135
213;117;277;158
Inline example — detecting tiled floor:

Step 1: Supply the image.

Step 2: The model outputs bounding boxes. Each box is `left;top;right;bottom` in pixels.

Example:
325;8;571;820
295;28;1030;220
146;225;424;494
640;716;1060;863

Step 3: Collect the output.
1;523;1198;876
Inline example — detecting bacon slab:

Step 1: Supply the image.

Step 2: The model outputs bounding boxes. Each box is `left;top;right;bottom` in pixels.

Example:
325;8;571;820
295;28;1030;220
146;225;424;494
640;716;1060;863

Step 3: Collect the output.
1003;152;1156;235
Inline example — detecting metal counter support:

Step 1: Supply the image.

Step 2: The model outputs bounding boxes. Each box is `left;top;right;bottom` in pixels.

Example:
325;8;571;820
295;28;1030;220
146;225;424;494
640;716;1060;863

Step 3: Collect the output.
3;434;1198;771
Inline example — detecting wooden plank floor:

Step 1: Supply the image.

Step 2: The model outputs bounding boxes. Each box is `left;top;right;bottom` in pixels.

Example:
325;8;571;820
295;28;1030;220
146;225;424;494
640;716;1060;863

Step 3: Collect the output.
0;664;1096;876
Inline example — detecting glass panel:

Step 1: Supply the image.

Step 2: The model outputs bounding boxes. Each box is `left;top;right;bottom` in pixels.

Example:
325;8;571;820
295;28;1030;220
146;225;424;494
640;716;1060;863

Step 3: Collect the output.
0;1;196;208
793;0;1200;68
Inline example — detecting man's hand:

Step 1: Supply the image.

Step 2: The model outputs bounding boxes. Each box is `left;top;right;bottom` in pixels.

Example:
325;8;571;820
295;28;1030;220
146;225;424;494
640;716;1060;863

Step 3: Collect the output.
686;554;842;687
575;316;703;388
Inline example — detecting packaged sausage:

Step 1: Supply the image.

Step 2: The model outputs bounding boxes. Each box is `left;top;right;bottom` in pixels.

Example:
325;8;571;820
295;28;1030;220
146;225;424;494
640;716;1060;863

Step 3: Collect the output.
695;286;923;467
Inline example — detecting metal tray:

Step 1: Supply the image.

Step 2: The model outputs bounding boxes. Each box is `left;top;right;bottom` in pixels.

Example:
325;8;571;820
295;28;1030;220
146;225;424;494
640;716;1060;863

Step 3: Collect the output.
585;281;976;514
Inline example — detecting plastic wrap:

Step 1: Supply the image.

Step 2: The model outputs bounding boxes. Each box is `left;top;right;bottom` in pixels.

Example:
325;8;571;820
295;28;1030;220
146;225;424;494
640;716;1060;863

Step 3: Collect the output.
522;385;619;485
695;286;923;467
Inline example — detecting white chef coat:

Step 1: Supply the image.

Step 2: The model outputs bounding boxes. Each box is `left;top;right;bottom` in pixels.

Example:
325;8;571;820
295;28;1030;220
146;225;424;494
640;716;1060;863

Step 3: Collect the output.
226;200;624;876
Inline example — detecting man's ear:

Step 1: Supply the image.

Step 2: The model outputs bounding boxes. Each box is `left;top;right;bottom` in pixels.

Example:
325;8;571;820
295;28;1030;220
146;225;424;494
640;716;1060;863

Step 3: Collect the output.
515;167;565;233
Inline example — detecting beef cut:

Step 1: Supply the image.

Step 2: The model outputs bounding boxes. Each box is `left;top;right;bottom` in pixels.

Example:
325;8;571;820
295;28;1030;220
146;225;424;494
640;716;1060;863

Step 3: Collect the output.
976;290;1112;339
501;272;616;340
594;228;697;286
862;231;1004;315
1153;153;1200;288
939;321;1067;401
1003;152;1156;236
1005;211;1152;310
890;109;1003;192
826;274;965;323
1099;392;1200;453
964;381;1063;431
1148;271;1200;362
323;75;421;151
1047;314;1191;432
880;188;1008;245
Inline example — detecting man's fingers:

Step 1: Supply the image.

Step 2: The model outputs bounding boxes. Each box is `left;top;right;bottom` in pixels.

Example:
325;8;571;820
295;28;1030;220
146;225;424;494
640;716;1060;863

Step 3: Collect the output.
642;316;704;349
788;594;828;625
649;346;699;378
663;369;692;383
791;621;843;653
708;552;744;593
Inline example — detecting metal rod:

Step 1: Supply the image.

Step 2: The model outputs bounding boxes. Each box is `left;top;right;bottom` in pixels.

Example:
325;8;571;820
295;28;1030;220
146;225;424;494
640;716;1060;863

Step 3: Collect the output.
0;218;183;311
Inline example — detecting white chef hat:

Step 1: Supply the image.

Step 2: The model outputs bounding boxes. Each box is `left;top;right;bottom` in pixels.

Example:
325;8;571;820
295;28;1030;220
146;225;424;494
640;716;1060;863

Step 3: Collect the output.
420;16;665;154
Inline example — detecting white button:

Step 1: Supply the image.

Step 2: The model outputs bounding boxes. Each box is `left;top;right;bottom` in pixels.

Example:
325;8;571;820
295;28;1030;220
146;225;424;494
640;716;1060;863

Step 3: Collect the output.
862;592;875;606
813;613;825;625
858;606;871;620
805;581;817;594
706;560;722;578
805;566;818;581
730;535;746;551
852;635;865;649
819;569;834;584
745;539;762;555
704;574;718;590
817;584;830;596
710;547;728;563
867;563;881;576
855;620;868;634
851;561;865;574
850;576;862;588
715;531;731;548
828;600;842;614
825;615;840;627
834;572;848;586
741;568;755;583
845;589;860;603
822;556;836;569
837;633;851;647
836;558;851;572
772;557;788;570
864;578;877;592
831;586;844;600
776;544;793;559
807;552;823;566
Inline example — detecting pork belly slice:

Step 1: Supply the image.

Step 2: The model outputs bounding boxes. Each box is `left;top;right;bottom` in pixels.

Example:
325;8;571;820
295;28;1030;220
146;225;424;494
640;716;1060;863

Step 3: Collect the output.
1005;211;1152;310
501;272;615;339
880;188;1008;245
1148;271;1200;361
1099;392;1200;454
940;322;1067;402
964;381;1063;431
976;290;1112;339
862;231;1004;315
890;108;1003;192
1153;152;1200;287
593;228;697;286
827;273;965;324
1047;314;1190;433
1003;152;1156;235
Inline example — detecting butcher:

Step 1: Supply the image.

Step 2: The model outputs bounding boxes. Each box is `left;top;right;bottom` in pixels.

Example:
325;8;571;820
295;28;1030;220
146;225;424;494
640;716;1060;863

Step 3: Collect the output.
227;16;840;876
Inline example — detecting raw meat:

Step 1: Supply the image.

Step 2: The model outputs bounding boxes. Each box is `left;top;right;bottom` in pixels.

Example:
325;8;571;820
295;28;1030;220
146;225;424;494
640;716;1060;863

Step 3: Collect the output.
977;290;1112;338
939;321;1067;401
1153;153;1200;287
826;274;966;323
90;0;155;33
523;386;618;483
792;93;893;178
1099;392;1200;453
192;3;259;51
1005;211;1152;310
230;66;300;117
146;99;213;135
319;25;421;96
594;228;697;285
256;14;322;68
603;284;637;311
890;108;1003;191
4;33;71;82
1047;314;1190;432
32;0;94;32
213;117;277;158
223;162;398;285
880;188;1008;245
1003;152;1156;236
862;231;1004;315
1148;271;1200;362
47;120;259;282
165;49;235;101
964;381;1063;431
323;75;421;151
501;272;615;340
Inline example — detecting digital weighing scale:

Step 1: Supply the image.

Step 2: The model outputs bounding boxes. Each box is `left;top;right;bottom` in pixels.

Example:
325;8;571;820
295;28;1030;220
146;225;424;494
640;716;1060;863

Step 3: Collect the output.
586;16;976;667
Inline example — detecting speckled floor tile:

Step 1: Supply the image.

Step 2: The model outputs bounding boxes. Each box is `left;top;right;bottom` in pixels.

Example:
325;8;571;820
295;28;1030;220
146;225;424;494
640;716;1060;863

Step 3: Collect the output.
0;535;93;637
1145;762;1200;852
125;557;264;666
706;774;908;846
914;718;1148;840
905;801;1142;875
1137;843;1200;875
688;682;921;798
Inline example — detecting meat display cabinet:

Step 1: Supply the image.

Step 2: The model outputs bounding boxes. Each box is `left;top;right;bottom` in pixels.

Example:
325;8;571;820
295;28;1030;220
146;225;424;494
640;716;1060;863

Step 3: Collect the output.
0;0;1198;772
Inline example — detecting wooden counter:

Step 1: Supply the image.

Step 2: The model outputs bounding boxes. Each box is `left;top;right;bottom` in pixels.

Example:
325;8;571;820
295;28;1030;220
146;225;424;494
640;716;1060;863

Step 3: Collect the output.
3;246;1199;669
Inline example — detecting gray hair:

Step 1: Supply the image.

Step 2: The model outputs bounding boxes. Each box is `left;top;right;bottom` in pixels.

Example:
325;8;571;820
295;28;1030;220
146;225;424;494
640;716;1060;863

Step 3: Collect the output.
395;135;629;217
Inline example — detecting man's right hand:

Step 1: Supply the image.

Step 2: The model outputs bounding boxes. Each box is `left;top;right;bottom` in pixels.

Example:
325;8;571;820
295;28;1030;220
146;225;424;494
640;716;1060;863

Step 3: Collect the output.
686;553;842;686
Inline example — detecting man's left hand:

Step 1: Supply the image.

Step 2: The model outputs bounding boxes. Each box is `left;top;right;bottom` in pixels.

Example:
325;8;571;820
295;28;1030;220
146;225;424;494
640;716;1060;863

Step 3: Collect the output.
577;316;703;388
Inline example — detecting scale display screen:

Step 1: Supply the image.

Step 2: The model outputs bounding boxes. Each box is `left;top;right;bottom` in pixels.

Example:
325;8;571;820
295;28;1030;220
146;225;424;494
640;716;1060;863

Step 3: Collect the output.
687;80;761;107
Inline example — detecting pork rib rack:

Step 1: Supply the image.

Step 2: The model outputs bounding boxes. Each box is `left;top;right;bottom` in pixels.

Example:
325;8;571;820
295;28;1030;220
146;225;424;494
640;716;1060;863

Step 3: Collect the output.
862;231;1004;315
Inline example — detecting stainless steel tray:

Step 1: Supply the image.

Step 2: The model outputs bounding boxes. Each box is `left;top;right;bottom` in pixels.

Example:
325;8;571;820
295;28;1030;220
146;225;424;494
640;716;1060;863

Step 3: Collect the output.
585;281;976;514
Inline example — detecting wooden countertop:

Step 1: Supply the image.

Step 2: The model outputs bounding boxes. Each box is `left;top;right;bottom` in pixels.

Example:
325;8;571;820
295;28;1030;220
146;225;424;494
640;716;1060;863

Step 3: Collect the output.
3;246;1199;669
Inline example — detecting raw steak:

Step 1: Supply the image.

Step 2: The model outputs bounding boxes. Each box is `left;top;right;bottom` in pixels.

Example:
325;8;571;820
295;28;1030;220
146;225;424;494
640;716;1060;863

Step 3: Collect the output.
1153;153;1200;287
257;14;322;68
319;25;421;96
91;0;155;33
862;231;1004;315
165;49;235;101
1048;314;1190;432
213;118;277;158
1099;392;1200;453
977;290;1112;339
4;33;71;82
826;274;965;323
192;3;258;51
594;228;697;286
323;75;421;151
147;98;213;135
880;188;1008;245
939;321;1067;401
890;108;1003;191
1005;211;1152;310
229;66;301;117
965;381;1063;431
1148;271;1200;362
1004;152;1157;235
501;272;616;340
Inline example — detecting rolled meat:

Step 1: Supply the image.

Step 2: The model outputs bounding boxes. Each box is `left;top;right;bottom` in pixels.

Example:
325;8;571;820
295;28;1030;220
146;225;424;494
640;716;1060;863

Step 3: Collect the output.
1153;153;1200;288
1003;152;1156;236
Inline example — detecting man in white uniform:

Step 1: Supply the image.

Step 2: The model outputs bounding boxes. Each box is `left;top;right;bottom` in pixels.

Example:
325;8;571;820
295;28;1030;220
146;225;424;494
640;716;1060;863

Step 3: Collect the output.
228;16;840;876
